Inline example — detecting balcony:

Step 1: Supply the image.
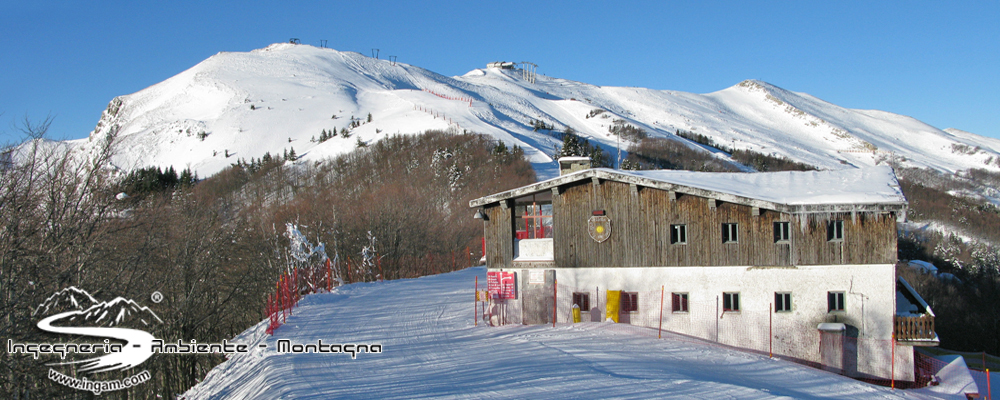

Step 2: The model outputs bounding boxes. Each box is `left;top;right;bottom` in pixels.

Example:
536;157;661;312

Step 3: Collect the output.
895;277;939;345
894;315;937;343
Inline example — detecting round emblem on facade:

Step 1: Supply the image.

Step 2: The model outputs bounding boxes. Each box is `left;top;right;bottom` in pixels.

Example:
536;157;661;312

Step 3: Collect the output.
588;216;612;243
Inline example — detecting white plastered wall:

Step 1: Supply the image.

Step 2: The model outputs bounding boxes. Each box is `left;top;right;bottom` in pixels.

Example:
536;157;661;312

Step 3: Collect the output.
491;264;911;381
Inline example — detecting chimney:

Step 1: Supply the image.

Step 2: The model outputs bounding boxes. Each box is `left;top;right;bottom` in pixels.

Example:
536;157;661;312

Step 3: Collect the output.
558;157;592;176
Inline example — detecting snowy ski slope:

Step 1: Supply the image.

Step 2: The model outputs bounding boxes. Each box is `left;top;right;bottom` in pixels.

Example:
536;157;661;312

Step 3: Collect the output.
182;267;972;399
60;43;1000;180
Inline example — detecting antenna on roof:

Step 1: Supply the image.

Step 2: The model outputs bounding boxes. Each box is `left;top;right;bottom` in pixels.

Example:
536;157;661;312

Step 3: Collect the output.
371;48;380;59
289;38;301;44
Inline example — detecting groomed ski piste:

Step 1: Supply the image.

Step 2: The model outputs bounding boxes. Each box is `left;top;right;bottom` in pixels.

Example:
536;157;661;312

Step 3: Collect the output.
182;267;971;399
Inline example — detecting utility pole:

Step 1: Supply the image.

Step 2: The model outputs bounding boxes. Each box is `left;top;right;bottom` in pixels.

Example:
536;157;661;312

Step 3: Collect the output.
320;39;327;48
371;48;380;59
388;55;397;66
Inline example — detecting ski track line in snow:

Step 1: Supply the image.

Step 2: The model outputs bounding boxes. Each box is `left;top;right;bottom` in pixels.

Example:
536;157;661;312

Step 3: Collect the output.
181;267;954;400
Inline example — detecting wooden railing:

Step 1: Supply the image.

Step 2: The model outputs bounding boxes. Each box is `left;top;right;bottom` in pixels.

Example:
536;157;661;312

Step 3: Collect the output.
894;315;936;341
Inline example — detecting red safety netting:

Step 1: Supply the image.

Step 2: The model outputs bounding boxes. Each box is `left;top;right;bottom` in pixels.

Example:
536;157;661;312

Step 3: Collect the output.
266;260;336;335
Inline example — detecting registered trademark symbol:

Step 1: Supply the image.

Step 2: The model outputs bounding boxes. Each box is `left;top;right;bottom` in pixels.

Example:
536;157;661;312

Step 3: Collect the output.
151;291;163;303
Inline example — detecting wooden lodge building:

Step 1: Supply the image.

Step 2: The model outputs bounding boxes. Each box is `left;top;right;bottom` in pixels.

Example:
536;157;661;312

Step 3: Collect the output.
470;157;938;382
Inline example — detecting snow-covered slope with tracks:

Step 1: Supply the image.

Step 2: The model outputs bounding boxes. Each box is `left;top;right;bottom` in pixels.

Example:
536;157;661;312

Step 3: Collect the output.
182;267;965;399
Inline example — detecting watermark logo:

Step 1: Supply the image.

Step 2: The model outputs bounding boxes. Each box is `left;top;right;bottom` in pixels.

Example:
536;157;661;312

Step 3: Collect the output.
7;287;160;394
34;287;162;371
8;287;382;395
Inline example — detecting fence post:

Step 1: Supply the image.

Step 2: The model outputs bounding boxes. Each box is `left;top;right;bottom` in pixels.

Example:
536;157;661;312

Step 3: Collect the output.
658;285;664;339
986;368;991;400
769;302;773;358
281;275;287;323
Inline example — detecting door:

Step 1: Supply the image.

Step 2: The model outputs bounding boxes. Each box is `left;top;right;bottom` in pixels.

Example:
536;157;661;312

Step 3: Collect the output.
520;269;555;324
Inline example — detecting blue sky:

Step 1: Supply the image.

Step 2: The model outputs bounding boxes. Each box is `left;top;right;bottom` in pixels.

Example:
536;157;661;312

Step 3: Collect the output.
1;1;997;145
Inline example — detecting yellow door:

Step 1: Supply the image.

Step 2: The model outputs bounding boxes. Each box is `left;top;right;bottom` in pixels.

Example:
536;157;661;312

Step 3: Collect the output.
606;290;621;323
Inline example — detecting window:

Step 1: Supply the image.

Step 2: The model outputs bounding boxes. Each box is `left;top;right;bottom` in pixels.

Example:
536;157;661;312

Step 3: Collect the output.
774;221;790;243
670;224;687;245
621;292;638;312
828;291;845;312
827;220;844;242
672;292;688;312
722;292;740;312
722;223;739;243
514;193;553;239
775;292;792;312
572;292;590;311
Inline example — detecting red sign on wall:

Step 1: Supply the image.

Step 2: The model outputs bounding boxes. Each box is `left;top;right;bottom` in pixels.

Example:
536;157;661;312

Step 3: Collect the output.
487;271;516;299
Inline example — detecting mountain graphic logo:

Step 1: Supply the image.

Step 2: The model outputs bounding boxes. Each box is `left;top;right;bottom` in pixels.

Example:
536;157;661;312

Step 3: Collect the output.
32;287;162;373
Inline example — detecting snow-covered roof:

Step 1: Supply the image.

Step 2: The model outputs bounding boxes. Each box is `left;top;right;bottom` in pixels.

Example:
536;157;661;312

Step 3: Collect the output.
557;156;592;162
897;276;934;317
470;166;908;216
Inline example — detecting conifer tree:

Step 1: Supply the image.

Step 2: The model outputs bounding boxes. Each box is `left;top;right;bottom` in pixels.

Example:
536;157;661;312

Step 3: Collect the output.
179;168;195;186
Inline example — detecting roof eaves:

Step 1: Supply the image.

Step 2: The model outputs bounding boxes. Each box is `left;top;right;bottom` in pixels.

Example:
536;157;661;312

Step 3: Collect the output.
469;169;598;208
469;169;909;216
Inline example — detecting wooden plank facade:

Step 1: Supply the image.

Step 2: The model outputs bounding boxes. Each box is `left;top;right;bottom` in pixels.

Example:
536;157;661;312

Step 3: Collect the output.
473;166;933;381
482;202;513;269
482;179;899;269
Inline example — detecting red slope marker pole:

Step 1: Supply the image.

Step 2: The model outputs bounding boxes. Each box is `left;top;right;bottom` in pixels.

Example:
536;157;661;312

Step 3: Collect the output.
985;368;990;400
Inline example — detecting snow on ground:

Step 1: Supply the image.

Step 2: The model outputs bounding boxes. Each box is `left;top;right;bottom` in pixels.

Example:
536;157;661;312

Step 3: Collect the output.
183;267;959;400
48;43;1000;182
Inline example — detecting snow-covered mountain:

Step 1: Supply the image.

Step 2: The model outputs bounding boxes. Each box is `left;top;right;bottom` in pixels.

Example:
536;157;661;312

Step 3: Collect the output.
63;43;999;181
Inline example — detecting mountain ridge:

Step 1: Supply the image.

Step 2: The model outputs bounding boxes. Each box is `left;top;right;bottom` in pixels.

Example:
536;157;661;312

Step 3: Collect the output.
53;43;999;182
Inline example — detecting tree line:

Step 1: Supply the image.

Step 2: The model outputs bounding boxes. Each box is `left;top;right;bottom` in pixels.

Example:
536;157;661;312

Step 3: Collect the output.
0;121;534;399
